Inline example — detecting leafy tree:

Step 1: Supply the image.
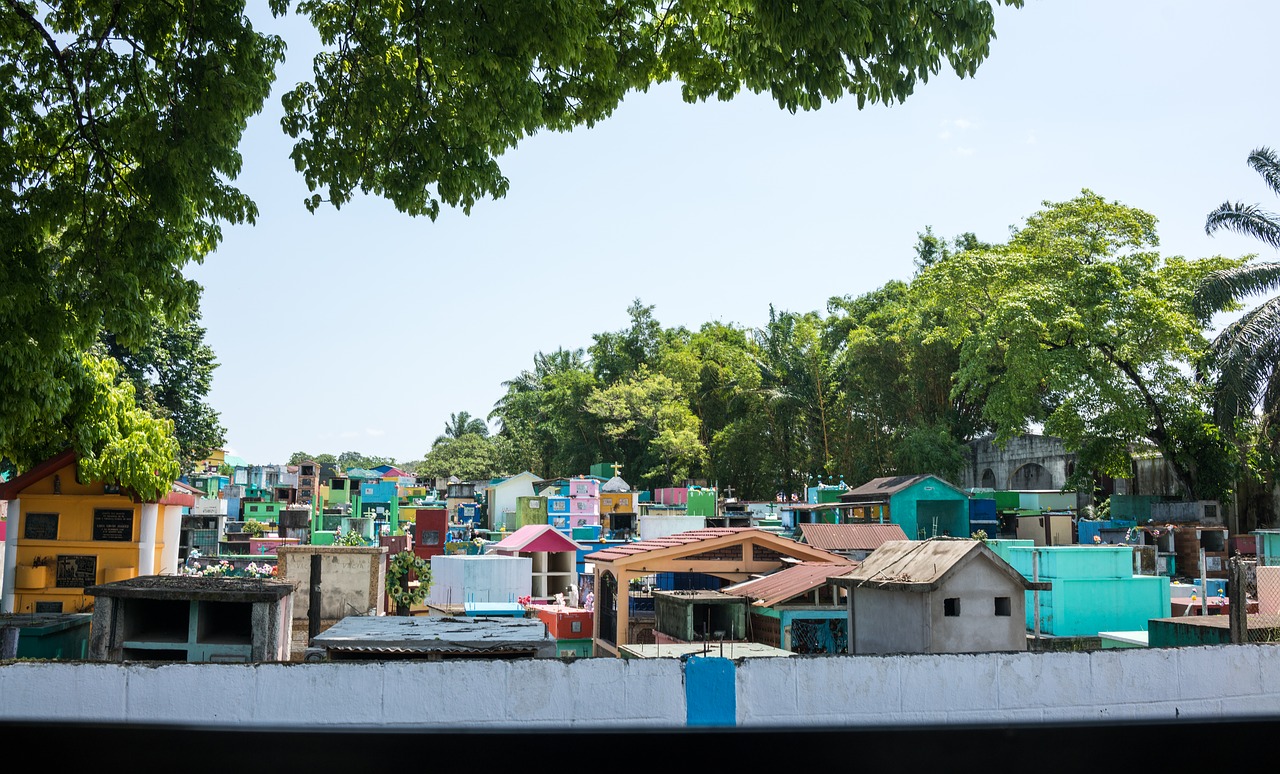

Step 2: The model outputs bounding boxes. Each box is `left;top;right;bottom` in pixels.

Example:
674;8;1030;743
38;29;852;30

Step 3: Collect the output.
1;1;284;485
915;190;1242;501
589;299;667;385
100;296;227;471
336;451;396;472
283;0;1024;218
3;0;1022;494
585;366;706;487
1196;146;1280;435
490;348;602;477
419;434;502;481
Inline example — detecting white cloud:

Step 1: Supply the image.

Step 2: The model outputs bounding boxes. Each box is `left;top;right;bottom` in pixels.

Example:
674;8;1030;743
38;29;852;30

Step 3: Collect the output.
956;147;976;156
938;130;952;141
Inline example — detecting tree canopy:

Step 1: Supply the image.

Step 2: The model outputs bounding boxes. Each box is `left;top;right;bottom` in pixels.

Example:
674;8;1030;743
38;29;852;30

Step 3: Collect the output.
1;0;1023;492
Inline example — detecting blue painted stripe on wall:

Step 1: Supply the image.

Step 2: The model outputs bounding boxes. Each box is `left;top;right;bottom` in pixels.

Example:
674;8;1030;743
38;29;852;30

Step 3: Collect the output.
685;657;736;727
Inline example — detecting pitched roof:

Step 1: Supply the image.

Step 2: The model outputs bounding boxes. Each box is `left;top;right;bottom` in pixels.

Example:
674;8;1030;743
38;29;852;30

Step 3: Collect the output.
798;523;908;551
584;527;852;567
601;475;631;493
0;448;195;507
841;474;966;502
722;562;860;607
491;524;583;554
0;448;77;500
831;538;1037;592
585;528;751;562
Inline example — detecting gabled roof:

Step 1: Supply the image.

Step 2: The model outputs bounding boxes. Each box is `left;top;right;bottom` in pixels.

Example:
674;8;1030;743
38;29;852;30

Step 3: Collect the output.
490;471;540;489
491;524;583;554
585;527;852;567
831;538;1039;592
223;454;249;468
0;448;77;500
601;475;631;493
840;474;967;502
0;448;195;507
799;523;908;551
722;562;860;607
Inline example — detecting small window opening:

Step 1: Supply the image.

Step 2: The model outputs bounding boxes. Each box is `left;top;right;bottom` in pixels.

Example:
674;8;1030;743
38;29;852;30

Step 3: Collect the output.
994;597;1011;616
944;597;960;617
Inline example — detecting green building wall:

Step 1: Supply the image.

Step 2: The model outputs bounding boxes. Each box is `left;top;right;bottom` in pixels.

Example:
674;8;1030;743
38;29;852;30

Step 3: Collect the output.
888;480;969;539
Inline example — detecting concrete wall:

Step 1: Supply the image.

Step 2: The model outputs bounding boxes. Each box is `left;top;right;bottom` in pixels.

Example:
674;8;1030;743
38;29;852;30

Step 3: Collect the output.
851;559;1026;655
277;546;388;619
964;434;1073;493
852;587;928;654
931;560;1027;653
3;645;1280;728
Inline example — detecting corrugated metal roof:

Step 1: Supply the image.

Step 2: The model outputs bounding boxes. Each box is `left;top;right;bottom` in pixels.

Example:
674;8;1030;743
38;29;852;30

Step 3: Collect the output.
798;523;908;551
311;615;557;657
722;562;859;608
841;474;965;501
832;538;1034;592
584;527;755;562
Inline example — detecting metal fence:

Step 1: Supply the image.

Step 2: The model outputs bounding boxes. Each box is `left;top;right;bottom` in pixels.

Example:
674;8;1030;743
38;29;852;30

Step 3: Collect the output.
1244;555;1280;644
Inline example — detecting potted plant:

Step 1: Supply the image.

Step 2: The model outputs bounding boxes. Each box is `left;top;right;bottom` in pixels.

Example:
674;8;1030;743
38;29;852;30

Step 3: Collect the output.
17;556;52;589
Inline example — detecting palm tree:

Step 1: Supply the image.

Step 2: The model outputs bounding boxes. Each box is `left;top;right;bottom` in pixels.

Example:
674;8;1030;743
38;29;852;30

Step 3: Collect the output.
1195;146;1280;431
434;411;489;446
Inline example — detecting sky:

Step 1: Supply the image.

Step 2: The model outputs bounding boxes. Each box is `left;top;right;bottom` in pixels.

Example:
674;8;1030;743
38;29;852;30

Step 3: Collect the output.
187;1;1280;467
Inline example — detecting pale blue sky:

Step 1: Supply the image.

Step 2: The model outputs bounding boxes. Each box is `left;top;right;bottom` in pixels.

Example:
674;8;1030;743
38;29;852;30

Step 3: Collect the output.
188;1;1280;466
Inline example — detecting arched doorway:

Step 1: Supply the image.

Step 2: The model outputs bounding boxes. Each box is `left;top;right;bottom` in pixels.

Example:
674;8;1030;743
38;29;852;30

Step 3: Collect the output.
1009;462;1054;490
598;571;618;647
980;468;996;489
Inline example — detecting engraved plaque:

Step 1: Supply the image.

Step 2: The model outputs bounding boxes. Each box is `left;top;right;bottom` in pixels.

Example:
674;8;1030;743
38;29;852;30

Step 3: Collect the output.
92;508;134;542
23;512;58;540
55;555;97;588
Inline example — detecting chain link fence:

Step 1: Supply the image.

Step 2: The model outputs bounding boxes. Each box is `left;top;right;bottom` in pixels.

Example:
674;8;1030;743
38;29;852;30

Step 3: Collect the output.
1245;555;1280;643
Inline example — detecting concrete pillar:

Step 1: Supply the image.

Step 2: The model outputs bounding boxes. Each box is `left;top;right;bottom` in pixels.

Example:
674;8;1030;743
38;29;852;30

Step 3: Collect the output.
160;505;182;575
138;503;159;576
1;499;18;613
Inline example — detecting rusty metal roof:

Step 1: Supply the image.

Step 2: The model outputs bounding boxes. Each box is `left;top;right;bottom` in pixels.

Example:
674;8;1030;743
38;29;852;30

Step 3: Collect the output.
831;538;1036;592
841;474;966;502
310;615;558;660
798;523;908;551
722;562;859;608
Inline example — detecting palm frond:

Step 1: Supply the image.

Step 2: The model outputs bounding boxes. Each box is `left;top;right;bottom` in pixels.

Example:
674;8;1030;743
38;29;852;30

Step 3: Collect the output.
1205;202;1280;249
1193;261;1280;317
1248;146;1280;198
1206;297;1280;420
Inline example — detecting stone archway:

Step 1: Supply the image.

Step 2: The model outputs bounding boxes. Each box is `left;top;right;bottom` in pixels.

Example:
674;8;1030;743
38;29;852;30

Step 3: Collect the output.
980;468;996;489
1009;462;1054;490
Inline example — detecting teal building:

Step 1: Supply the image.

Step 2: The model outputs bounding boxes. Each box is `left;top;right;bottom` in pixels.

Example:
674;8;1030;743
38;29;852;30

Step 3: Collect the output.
1006;544;1171;637
838;474;970;539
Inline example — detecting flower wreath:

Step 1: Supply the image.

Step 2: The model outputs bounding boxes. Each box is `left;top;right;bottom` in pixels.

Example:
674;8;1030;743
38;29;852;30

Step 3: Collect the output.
386;550;432;607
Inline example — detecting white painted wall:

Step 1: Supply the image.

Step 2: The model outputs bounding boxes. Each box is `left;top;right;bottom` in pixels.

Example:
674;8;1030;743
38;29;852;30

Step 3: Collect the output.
638;515;706;541
428;555;532;607
2;645;1278;728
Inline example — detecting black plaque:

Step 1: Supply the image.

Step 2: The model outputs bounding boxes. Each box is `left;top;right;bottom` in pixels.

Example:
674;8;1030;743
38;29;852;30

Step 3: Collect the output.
92;508;134;542
55;555;97;588
23;512;59;541
34;601;63;613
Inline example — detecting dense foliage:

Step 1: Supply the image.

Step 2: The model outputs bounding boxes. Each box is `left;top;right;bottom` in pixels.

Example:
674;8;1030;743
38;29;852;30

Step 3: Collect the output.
1;0;1022;495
